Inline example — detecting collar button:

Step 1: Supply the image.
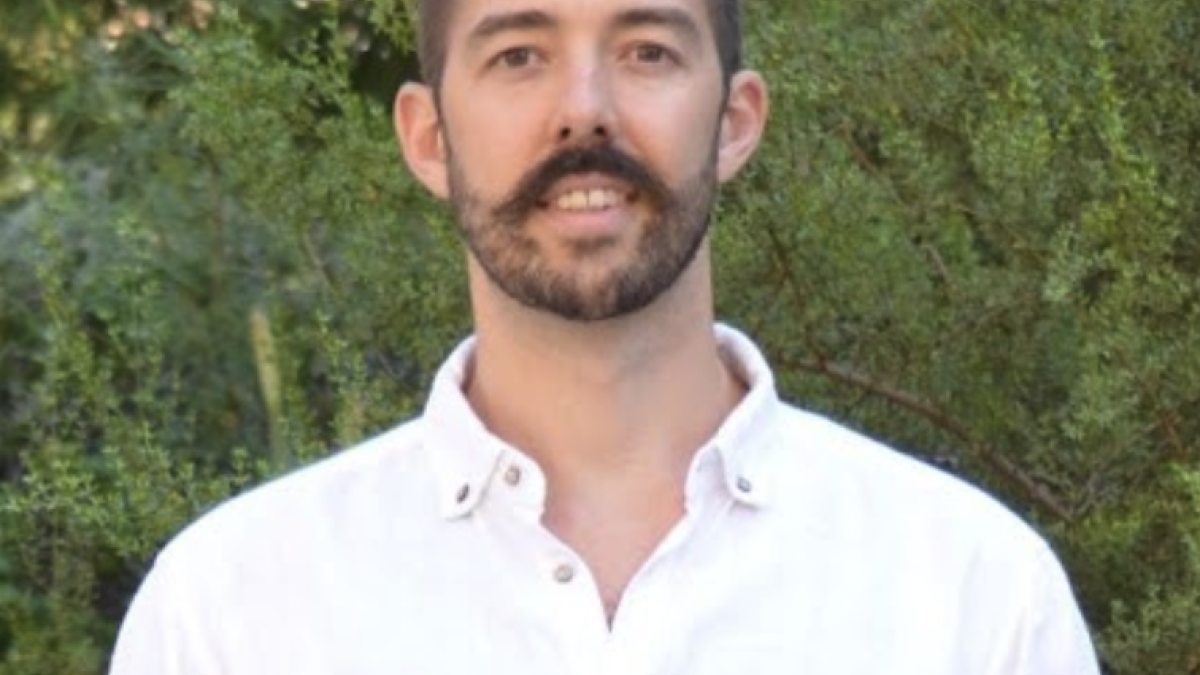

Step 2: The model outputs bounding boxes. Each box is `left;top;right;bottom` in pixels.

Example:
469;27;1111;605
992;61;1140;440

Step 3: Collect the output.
503;465;522;486
553;563;576;584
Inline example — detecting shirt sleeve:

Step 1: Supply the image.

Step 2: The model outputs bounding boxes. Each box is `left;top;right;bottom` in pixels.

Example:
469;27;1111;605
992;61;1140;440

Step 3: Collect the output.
1009;544;1103;675
108;553;224;675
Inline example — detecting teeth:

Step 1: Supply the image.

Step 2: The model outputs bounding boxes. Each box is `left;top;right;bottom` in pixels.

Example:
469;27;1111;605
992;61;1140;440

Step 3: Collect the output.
556;189;621;211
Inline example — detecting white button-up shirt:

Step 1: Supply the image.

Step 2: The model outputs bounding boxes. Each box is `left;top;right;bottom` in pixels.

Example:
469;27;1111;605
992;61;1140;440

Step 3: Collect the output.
110;326;1100;675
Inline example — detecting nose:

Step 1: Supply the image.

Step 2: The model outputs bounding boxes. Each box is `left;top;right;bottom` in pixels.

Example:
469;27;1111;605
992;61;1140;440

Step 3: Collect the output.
555;63;616;145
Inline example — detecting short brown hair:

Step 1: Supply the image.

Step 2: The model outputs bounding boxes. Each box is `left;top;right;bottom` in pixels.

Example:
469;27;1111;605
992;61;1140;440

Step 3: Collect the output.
416;0;743;90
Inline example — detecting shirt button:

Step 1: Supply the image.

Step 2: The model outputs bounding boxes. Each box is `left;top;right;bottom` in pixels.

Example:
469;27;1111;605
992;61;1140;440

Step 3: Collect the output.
455;484;471;503
736;476;754;494
552;563;576;584
503;465;522;486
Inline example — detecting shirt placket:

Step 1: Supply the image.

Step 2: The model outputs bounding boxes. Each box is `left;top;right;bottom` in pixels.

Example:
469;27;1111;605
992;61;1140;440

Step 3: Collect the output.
487;452;611;674
600;454;730;675
485;447;730;675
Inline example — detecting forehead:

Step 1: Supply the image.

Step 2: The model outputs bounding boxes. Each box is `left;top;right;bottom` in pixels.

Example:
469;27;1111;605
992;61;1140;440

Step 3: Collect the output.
444;0;715;43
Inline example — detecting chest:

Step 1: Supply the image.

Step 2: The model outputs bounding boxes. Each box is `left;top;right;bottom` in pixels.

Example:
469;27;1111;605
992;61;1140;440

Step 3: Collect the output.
210;507;1008;675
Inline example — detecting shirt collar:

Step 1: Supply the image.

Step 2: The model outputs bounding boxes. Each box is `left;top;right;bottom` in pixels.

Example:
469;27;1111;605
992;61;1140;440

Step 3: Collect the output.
424;337;507;519
707;323;781;508
422;324;782;519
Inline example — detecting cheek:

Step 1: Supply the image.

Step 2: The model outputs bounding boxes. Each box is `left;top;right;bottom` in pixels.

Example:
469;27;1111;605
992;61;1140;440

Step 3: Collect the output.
619;100;720;179
445;101;547;196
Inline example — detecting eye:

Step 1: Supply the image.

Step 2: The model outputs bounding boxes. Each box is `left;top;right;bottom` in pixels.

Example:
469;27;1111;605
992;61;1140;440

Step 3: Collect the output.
494;46;539;69
632;43;673;64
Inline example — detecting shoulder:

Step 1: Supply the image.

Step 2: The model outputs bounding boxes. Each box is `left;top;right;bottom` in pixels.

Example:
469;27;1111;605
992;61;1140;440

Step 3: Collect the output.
754;404;1099;672
764;403;1052;562
110;418;437;670
158;416;433;571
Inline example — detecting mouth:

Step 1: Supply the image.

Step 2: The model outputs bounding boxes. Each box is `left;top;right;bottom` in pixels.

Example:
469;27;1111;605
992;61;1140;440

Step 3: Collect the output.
545;188;632;212
536;177;640;213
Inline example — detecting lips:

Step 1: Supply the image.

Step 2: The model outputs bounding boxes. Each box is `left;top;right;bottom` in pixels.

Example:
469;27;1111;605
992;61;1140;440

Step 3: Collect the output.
537;175;637;213
553;187;625;211
492;145;666;228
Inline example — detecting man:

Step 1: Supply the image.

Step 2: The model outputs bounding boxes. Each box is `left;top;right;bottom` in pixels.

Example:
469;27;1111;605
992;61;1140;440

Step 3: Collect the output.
111;0;1102;672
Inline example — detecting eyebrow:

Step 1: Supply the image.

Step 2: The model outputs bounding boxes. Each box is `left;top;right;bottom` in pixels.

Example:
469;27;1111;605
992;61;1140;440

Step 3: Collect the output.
467;10;557;52
465;6;704;53
611;7;703;48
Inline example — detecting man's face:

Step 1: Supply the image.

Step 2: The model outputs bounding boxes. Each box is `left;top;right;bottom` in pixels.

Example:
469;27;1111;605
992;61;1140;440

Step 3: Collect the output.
435;0;730;321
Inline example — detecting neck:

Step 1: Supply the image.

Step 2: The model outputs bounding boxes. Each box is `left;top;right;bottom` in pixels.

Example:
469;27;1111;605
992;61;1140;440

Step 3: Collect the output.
464;251;745;507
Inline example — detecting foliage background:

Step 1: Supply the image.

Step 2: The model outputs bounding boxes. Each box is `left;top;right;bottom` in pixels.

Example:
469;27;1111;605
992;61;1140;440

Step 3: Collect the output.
1;0;1198;672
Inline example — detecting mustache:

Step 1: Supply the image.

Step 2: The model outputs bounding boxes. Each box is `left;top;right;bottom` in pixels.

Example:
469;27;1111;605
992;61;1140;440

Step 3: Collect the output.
492;144;672;226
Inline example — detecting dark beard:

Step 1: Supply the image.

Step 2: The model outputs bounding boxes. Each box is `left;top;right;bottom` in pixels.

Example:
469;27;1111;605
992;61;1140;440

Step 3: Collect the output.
447;142;718;322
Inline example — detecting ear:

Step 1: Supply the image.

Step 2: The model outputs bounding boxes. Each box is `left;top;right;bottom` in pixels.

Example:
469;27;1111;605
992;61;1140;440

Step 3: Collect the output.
394;83;449;200
716;70;769;184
